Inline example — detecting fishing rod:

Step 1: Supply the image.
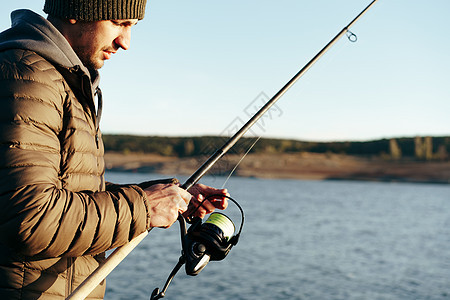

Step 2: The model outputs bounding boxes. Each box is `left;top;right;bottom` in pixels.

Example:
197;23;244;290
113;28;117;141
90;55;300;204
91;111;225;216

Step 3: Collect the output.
67;1;379;298
182;0;378;190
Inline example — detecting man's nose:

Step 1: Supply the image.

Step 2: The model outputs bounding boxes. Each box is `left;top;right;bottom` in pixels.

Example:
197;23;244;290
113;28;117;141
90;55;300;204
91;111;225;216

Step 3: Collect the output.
115;29;131;50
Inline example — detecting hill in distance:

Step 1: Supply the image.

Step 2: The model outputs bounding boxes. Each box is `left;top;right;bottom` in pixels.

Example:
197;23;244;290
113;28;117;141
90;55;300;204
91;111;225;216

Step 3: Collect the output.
102;135;450;184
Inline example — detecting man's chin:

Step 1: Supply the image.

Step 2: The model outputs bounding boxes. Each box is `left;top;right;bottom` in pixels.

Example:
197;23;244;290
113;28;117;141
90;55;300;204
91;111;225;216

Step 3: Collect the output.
95;61;105;70
81;57;105;70
91;58;105;70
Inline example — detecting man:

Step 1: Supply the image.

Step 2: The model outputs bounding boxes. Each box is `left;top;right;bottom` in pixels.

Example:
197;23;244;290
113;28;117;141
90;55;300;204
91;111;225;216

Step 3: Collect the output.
0;0;228;299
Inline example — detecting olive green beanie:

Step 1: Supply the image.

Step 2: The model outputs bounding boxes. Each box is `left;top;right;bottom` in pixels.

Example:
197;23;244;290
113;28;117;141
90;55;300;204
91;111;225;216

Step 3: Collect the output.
43;0;147;21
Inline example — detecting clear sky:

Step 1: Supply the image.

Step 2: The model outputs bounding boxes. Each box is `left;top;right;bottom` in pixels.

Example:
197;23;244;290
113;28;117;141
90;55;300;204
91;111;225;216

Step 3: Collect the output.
1;0;449;142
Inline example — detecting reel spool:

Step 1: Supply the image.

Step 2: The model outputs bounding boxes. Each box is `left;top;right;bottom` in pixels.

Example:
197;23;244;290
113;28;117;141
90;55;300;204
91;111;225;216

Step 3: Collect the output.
182;212;239;275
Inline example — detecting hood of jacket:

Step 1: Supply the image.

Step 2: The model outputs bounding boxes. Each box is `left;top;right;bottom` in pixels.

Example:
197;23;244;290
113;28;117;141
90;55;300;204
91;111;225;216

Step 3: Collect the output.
0;9;100;90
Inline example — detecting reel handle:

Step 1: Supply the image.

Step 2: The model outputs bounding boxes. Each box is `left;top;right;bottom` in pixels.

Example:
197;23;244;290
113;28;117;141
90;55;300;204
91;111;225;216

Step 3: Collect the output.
150;256;185;300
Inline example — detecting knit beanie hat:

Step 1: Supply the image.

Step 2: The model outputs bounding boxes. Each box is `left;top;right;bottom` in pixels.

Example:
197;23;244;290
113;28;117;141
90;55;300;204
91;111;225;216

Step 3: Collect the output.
43;0;147;21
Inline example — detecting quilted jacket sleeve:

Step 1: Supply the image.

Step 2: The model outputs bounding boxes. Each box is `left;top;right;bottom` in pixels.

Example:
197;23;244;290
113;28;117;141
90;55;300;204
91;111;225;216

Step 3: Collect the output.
0;49;151;258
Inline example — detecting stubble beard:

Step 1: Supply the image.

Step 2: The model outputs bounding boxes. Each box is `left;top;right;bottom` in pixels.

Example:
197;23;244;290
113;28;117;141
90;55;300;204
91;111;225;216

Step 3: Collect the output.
74;47;105;70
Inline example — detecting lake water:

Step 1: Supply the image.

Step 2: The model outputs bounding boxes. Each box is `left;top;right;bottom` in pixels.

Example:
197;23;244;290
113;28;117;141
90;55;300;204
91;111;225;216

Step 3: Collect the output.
103;172;450;300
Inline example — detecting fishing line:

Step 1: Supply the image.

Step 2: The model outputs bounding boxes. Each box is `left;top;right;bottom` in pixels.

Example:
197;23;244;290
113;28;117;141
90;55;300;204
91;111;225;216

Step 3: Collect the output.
184;136;258;223
221;136;261;189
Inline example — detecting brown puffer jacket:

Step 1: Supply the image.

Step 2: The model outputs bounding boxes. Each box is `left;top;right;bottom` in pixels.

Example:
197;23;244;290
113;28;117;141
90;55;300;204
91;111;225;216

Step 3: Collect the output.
0;44;152;299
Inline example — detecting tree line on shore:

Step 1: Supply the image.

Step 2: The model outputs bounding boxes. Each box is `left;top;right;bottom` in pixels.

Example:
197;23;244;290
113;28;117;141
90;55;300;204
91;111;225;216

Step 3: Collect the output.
102;134;450;161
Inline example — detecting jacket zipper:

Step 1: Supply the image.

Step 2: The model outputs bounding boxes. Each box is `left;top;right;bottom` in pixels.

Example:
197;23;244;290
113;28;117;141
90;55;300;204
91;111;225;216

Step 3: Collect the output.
94;87;103;150
66;257;75;297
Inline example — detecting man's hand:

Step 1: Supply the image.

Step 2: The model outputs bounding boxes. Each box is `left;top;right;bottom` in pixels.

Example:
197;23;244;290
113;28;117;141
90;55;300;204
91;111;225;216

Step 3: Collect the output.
143;183;192;228
184;183;229;219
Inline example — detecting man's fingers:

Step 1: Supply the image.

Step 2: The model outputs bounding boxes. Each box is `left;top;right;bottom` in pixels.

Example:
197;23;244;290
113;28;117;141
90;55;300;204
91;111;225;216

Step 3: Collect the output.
176;187;192;214
178;197;188;212
178;188;192;204
199;199;216;213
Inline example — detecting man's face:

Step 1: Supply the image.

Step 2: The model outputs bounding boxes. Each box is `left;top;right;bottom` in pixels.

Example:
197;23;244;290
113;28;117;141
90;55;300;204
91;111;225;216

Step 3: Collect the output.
68;19;138;70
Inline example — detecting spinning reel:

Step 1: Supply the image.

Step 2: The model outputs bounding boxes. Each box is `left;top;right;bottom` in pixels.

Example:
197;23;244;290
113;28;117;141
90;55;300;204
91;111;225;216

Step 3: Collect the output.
151;195;244;299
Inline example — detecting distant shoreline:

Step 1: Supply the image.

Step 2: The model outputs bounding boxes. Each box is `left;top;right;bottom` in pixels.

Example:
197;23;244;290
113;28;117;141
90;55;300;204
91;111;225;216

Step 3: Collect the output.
104;152;450;184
